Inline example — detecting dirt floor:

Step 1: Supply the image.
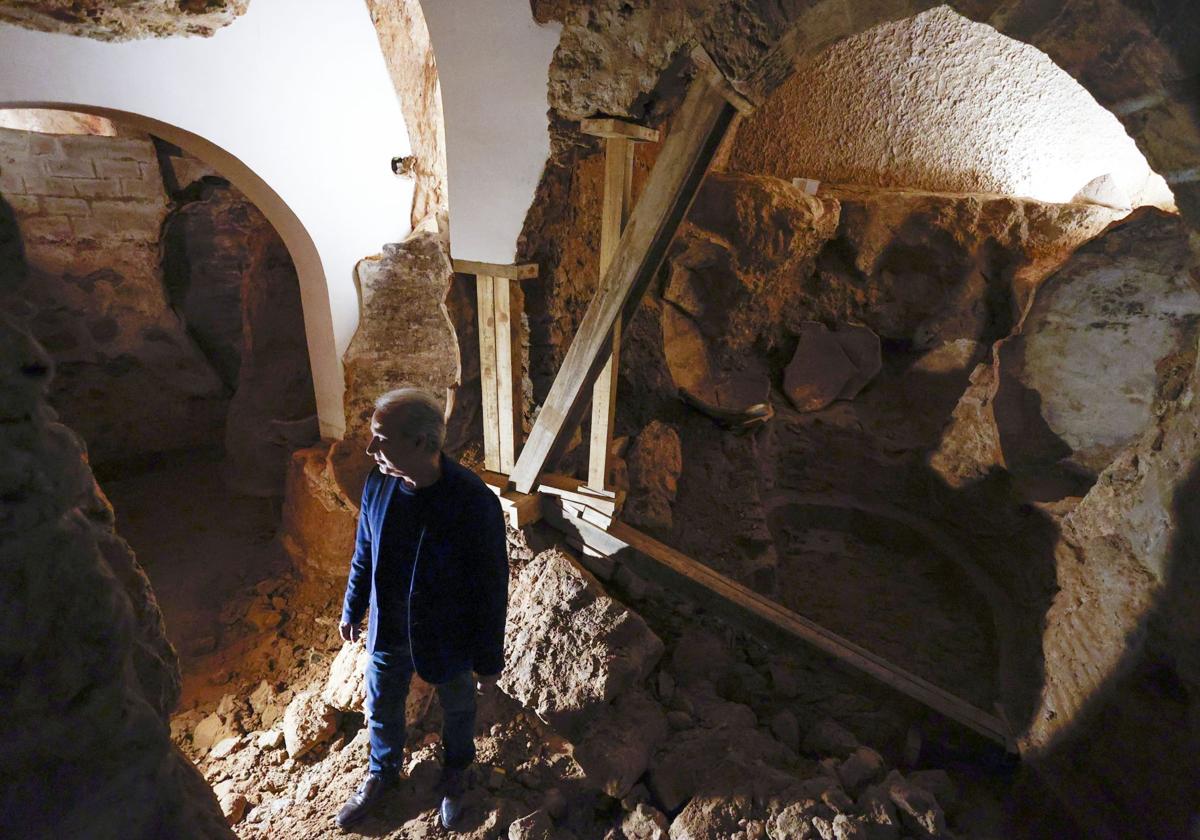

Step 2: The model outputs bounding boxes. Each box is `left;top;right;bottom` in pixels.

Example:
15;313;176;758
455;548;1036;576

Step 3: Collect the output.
101;452;1018;838
101;449;290;665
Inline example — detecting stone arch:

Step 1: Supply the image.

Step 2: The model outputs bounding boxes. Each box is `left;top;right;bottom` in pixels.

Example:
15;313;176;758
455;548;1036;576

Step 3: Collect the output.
0;101;339;441
747;0;1199;224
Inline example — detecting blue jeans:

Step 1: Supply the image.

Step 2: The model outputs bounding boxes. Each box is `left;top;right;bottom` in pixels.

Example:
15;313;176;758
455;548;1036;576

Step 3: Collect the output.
364;648;477;781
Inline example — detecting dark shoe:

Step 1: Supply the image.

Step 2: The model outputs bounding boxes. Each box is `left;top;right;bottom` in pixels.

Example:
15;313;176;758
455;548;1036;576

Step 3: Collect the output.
438;768;467;831
336;774;389;829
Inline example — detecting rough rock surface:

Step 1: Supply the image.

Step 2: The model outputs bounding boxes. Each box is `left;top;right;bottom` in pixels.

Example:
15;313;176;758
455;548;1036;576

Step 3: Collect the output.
366;0;447;229
279;442;358;577
0;127;230;467
570;687;667;797
282;688;340;760
500;548;664;737
783;322;881;412
993;208;1200;477
331;228;460;503
0;316;231;837
0;0;247;40
163;179;317;496
323;640;435;722
729;7;1172;210
623;420;682;534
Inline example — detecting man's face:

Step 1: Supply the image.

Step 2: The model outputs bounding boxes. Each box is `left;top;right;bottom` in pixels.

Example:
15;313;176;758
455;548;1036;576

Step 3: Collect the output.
365;410;427;487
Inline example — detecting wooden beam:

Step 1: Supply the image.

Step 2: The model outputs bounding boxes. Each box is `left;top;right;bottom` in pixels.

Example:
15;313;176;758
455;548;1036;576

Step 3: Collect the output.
476;275;501;472
510;53;740;493
477;469;541;530
494;275;520;473
543;503;1012;749
453;259;538;280
588;120;649;491
581;118;661;143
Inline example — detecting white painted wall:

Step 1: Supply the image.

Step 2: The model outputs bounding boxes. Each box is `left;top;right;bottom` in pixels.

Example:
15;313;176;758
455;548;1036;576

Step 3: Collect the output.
0;0;414;438
420;0;559;264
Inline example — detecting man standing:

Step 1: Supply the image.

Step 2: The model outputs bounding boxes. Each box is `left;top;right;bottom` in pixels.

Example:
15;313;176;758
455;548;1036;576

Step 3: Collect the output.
335;388;509;831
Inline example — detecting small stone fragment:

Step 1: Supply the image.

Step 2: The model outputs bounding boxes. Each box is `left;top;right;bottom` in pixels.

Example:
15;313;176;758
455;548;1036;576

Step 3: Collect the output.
906;769;958;812
255;728;284;750
212;779;247;825
885;770;948;838
831;814;871;840
508;809;553;840
622;802;670;840
770;710;800;752
803;719;859;758
821;787;855;815
210;735;241;759
855;783;900;839
837;746;885;795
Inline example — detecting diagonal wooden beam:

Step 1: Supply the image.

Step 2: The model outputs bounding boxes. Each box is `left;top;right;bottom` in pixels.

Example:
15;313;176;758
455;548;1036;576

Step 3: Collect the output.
510;50;747;493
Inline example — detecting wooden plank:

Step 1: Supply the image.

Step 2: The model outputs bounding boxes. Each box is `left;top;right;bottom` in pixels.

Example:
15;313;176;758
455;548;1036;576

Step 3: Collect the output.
542;496;631;558
453;259;538;280
478;469;510;492
543;505;1011;747
475;469;539;529
476;275;501;472
499;489;541;529
510;55;739;493
537;473;617;515
580;118;660;143
561;499;613;530
574;483;616;500
494;275;520;474
588;133;635;491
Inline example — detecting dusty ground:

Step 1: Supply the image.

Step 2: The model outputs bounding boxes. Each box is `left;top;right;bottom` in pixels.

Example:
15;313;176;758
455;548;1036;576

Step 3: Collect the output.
99;451;1020;838
102;449;289;665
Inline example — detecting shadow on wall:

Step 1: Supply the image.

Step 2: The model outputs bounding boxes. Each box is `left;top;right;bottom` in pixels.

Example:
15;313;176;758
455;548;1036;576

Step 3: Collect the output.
1029;462;1200;840
0;190;25;290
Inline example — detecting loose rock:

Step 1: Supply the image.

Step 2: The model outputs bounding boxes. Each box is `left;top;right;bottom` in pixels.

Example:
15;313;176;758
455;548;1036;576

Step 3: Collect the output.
281;688;339;759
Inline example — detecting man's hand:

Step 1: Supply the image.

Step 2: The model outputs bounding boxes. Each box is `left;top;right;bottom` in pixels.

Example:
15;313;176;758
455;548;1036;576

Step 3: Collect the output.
475;673;499;694
339;621;362;643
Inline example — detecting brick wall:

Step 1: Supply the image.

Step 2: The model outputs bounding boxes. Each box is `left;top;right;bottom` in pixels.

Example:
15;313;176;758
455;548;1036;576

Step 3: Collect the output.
0;126;230;467
0;129;169;242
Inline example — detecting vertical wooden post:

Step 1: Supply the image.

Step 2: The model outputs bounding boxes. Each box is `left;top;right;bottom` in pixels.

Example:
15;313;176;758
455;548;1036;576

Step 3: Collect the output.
454;259;538;478
476;273;501;472
493;274;519;473
581;119;660;492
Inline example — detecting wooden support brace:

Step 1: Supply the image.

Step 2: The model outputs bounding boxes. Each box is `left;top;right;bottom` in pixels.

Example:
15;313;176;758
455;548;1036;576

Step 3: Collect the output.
581;117;659;492
477;469;542;530
454;259;537;475
510;49;746;494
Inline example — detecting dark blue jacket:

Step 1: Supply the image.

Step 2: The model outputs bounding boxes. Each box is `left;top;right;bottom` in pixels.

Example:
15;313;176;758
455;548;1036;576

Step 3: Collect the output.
341;454;508;684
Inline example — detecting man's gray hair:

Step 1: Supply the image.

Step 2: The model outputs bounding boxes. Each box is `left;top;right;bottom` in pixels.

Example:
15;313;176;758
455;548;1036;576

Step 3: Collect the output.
373;388;446;449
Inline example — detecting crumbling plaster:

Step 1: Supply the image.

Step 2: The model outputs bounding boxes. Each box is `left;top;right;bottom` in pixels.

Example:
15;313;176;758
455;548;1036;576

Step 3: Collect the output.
0;0;413;439
731;7;1173;209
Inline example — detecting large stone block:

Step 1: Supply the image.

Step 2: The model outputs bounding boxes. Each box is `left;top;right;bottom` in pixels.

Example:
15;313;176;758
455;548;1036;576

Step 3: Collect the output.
993;209;1200;478
332;228;459;500
499;548;664;738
